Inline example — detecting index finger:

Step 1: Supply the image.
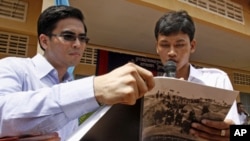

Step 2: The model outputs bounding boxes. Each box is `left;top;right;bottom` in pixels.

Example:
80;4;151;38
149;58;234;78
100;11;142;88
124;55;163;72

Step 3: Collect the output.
201;119;231;129
130;63;155;90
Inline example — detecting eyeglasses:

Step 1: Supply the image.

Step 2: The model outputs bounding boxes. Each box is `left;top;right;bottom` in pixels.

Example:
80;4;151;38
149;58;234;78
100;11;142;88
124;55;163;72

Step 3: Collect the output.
50;33;90;43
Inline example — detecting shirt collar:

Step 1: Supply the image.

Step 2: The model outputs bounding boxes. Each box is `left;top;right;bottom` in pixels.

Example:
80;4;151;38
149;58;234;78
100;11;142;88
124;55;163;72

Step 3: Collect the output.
31;54;54;79
188;64;203;82
31;54;74;82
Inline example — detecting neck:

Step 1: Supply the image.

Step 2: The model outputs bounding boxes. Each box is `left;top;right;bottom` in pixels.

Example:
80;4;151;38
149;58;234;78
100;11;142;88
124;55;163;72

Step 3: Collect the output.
176;64;190;80
58;68;68;82
44;54;68;82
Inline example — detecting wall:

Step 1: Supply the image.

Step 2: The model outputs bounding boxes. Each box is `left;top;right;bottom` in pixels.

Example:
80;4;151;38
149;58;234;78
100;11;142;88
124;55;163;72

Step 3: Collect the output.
0;0;42;58
128;0;250;39
0;0;42;35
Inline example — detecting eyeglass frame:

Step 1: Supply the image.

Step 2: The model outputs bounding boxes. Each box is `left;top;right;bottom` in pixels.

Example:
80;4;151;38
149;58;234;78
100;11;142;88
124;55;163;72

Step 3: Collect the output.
48;32;90;44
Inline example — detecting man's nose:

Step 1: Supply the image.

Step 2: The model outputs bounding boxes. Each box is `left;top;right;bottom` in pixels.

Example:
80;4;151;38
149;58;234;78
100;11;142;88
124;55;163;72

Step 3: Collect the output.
73;38;82;48
168;47;177;57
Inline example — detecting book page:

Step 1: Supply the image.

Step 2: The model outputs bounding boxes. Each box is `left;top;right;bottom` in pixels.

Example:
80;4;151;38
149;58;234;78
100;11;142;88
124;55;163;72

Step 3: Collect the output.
141;77;239;141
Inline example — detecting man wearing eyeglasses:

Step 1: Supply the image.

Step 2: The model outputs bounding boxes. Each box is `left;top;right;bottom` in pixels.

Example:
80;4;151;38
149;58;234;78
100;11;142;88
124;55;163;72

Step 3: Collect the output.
0;5;155;141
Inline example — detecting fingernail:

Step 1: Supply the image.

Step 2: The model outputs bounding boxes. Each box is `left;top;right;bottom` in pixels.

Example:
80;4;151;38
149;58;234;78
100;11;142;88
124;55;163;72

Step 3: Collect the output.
191;122;197;128
201;119;207;124
189;129;196;136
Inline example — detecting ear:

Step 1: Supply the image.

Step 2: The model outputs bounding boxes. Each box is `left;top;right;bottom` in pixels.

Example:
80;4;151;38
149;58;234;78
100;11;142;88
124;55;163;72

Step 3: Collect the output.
155;40;159;54
39;34;49;50
190;39;196;53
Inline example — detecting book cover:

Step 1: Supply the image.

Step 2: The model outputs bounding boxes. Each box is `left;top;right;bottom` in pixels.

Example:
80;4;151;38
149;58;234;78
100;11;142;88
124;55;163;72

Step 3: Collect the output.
66;106;112;141
141;77;239;141
67;101;142;141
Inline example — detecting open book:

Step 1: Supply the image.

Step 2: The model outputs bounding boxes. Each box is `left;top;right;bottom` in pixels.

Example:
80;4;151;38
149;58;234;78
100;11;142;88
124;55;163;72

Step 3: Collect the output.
141;77;239;141
67;77;239;141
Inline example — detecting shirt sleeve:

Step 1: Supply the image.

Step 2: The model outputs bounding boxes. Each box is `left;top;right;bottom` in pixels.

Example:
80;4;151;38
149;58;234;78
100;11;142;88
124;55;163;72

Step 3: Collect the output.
0;65;100;137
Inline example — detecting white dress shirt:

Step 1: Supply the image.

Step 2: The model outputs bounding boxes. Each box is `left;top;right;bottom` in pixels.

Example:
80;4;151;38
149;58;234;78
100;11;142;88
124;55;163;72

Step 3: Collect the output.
188;64;240;124
0;54;100;141
238;112;247;125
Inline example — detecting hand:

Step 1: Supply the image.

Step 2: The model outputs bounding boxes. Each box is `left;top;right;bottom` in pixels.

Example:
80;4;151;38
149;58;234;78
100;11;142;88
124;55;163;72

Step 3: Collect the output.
94;62;155;105
189;119;234;141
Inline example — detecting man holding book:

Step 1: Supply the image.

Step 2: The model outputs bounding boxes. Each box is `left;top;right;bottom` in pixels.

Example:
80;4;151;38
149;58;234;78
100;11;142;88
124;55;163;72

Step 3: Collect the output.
154;10;239;140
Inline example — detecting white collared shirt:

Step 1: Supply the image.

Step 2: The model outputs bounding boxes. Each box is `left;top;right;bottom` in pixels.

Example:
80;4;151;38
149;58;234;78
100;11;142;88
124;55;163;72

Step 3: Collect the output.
238;113;247;125
0;54;100;140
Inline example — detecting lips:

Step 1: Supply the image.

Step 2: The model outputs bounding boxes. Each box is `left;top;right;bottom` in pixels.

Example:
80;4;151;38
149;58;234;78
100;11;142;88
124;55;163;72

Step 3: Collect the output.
69;52;81;56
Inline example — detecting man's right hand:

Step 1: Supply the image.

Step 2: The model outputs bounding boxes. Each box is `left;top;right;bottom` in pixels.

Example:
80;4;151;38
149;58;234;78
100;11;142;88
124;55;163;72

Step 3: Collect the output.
94;62;155;105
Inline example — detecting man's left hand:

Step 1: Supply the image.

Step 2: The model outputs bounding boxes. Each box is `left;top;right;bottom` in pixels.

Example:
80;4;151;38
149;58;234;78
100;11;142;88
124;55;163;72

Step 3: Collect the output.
189;119;234;141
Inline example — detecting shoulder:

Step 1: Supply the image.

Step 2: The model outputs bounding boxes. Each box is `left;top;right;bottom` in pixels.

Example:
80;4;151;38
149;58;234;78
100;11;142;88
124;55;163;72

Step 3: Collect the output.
0;56;32;72
197;67;227;76
190;66;232;89
191;65;228;78
0;56;28;62
0;56;31;64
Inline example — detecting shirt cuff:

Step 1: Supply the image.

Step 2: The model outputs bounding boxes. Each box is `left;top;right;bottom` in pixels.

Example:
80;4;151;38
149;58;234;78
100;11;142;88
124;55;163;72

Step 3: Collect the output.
58;76;100;120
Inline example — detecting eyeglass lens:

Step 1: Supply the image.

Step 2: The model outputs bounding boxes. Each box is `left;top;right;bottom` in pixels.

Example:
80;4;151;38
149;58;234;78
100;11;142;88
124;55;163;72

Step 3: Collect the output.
61;34;89;43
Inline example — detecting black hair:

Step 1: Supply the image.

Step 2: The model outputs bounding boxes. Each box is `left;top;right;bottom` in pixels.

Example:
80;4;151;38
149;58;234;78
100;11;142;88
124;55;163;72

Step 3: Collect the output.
154;10;195;41
37;5;87;50
237;102;243;106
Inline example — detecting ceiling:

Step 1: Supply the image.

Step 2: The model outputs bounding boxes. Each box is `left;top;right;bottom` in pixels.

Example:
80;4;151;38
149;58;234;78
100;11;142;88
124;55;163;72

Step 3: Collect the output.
70;0;250;72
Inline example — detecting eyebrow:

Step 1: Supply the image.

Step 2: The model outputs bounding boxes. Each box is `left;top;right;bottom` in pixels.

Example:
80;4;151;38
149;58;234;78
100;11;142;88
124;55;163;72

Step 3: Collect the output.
61;31;86;36
159;40;185;44
176;39;186;43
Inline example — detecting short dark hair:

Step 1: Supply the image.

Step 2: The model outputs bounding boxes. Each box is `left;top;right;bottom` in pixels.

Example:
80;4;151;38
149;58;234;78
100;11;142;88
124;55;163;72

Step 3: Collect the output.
237;102;243;106
37;5;87;50
154;10;195;41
